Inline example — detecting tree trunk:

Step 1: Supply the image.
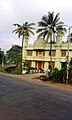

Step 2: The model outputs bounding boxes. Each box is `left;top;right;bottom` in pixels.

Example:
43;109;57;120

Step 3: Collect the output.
50;36;52;67
22;36;24;68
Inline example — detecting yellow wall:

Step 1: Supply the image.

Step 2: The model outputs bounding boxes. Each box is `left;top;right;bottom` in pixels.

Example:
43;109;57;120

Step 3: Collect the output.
22;37;72;70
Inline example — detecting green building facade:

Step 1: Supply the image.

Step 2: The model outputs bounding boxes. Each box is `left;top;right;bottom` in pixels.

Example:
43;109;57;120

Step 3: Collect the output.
22;36;72;70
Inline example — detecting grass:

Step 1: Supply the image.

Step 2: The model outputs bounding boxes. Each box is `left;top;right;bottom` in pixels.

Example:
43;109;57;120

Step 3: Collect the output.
0;68;5;72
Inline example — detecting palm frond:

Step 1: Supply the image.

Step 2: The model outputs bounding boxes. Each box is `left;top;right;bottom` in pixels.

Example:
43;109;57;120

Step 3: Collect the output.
37;31;45;39
28;23;35;26
28;29;34;35
41;15;49;24
18;32;21;38
27;26;35;30
43;30;48;39
56;21;64;26
13;24;21;27
54;13;60;23
38;21;48;27
46;33;50;42
12;28;21;33
36;28;47;33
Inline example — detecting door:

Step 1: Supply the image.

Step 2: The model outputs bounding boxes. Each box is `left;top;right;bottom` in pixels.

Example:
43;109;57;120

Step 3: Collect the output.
35;61;44;68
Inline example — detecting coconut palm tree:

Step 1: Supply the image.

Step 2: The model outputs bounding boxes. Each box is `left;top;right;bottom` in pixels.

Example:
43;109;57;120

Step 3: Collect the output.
13;22;35;66
36;12;67;66
69;33;72;43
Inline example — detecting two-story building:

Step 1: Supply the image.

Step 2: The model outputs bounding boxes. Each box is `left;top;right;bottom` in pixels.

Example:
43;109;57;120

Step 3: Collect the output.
22;36;72;70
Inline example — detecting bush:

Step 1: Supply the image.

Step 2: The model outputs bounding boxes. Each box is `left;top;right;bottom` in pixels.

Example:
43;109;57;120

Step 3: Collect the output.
4;65;22;74
51;67;66;83
59;68;67;83
10;69;22;74
4;65;17;72
39;75;48;81
0;68;5;72
69;67;72;84
52;68;59;82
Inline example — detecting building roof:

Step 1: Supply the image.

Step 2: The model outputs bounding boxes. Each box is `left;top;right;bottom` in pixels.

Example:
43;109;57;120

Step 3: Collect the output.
34;38;46;45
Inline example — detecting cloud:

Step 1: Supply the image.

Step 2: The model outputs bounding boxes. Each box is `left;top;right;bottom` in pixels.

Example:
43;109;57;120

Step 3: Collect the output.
0;0;72;52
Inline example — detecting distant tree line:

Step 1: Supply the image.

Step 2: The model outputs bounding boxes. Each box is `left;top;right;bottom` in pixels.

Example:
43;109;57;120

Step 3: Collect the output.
6;45;22;66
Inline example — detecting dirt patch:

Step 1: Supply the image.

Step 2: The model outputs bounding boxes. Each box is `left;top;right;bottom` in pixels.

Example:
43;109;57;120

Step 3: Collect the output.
33;77;72;89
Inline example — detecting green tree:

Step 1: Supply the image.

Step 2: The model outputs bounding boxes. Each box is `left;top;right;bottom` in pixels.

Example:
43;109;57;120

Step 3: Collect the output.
0;51;5;67
12;22;35;66
69;58;72;83
22;59;30;69
6;45;22;65
36;12;66;66
70;58;72;66
0;51;3;64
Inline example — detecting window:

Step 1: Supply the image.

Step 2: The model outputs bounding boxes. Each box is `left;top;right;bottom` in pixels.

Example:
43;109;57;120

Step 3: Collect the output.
27;50;32;56
35;61;44;68
48;62;55;68
28;61;32;66
49;51;56;56
36;50;45;56
61;51;66;57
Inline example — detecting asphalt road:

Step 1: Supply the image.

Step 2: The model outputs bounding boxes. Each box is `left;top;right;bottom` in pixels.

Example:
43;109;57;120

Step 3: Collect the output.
0;73;72;120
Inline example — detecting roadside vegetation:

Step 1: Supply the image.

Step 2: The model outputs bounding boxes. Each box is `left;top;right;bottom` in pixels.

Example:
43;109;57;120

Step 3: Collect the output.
0;58;72;85
39;58;72;84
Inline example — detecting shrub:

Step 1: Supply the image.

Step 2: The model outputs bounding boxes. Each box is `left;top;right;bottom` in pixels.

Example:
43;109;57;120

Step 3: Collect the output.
39;75;48;81
51;67;66;83
48;64;52;72
52;68;59;82
10;69;22;74
69;66;72;84
0;68;5;72
59;68;67;83
4;65;17;72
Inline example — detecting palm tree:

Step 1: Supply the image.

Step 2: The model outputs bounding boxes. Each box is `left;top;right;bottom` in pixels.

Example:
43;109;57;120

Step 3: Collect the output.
36;11;67;66
13;22;35;66
70;33;72;43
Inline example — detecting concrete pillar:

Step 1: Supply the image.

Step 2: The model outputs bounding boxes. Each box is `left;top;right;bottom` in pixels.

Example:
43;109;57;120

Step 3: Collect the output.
32;61;35;68
55;46;61;69
56;35;62;46
32;50;36;58
44;62;48;70
54;35;62;69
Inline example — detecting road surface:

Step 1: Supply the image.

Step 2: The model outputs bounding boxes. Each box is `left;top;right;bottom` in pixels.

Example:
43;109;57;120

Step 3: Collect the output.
0;73;72;120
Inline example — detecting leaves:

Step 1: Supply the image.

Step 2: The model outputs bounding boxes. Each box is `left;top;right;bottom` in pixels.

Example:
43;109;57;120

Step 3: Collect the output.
13;24;21;27
13;22;35;39
36;11;67;42
6;45;22;65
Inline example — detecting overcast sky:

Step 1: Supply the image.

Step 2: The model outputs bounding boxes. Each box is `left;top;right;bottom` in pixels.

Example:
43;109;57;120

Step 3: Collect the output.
0;0;72;52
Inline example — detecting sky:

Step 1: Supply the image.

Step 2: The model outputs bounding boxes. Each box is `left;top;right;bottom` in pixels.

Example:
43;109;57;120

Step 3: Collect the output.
0;0;72;53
